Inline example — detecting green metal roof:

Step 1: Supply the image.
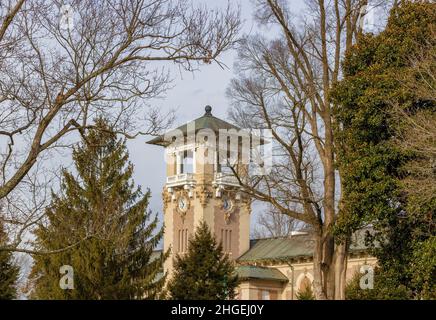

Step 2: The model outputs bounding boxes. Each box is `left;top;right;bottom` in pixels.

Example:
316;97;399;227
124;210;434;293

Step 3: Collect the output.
238;235;314;263
147;106;240;146
238;230;371;263
236;265;288;282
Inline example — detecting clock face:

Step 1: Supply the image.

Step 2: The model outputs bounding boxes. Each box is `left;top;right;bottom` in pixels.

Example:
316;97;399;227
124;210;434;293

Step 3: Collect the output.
178;196;188;212
222;197;233;212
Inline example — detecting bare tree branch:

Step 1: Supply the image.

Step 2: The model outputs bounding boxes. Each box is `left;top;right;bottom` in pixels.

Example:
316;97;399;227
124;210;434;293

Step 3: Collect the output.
0;0;241;254
227;0;395;299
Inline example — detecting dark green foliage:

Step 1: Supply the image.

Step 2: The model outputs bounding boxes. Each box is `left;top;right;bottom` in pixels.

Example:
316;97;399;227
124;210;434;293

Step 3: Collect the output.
30;118;167;299
333;2;436;299
410;236;436;299
0;225;19;300
345;267;411;300
167;221;239;300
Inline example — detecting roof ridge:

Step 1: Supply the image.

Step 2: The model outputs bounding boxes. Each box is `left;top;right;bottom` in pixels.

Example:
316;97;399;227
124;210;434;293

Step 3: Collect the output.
250;234;311;241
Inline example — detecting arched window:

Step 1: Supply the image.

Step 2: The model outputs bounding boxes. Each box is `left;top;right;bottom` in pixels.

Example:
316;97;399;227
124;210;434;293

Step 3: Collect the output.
299;276;312;292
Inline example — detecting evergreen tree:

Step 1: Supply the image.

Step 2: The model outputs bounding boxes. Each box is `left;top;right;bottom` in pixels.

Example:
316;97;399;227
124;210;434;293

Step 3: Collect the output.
30;118;167;299
167;221;239;300
333;2;436;299
0;223;19;299
345;268;410;300
296;286;315;300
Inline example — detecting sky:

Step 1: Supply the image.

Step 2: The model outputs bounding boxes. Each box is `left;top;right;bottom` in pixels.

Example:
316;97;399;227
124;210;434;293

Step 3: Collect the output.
125;0;306;234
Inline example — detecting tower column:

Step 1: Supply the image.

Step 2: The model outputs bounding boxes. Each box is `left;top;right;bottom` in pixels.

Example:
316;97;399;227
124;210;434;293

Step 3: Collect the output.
176;152;183;174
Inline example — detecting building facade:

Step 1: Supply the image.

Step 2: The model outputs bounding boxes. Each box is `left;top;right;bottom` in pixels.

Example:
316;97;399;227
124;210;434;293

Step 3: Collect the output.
147;106;376;300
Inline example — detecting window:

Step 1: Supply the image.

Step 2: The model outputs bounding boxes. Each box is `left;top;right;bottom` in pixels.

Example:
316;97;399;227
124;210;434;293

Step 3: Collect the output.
220;164;234;175
178;229;189;252
217;134;238;173
176;150;194;174
299;276;312;292
261;290;270;300
184;229;188;251
229;230;232;252
178;230;181;252
220;229;232;252
217;149;237;175
182;150;193;173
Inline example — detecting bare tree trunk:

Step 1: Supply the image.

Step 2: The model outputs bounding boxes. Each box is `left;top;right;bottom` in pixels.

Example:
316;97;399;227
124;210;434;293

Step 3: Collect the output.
334;242;349;299
313;232;327;300
322;232;334;299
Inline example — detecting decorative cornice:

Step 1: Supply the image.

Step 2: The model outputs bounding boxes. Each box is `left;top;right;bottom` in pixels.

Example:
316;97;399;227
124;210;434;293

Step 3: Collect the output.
195;184;213;208
162;188;172;212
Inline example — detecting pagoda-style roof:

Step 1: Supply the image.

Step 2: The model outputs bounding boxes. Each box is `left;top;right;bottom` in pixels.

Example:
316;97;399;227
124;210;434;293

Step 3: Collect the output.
146;105;241;147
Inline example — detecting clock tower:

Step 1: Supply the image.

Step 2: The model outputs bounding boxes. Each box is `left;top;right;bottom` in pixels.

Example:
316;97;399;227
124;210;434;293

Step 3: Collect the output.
147;106;252;277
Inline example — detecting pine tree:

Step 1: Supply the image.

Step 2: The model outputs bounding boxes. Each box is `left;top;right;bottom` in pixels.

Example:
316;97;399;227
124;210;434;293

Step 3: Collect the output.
296;286;315;300
0;223;19;300
167;221;239;300
30;118;167;299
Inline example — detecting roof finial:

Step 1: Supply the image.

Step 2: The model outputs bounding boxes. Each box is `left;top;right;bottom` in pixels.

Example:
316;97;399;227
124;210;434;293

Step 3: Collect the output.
204;105;212;116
